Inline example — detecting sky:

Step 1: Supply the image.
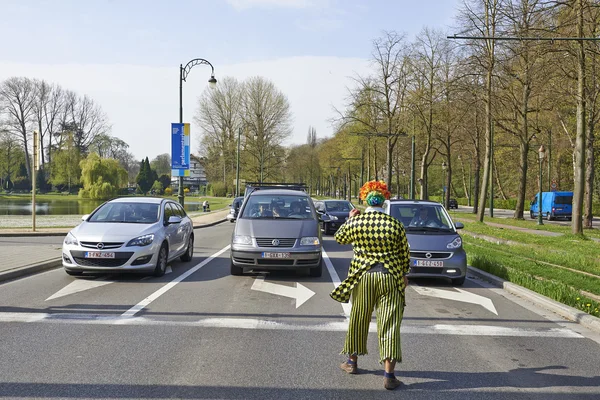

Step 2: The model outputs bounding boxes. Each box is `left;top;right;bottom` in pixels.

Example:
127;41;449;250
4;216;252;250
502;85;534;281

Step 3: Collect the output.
0;0;462;161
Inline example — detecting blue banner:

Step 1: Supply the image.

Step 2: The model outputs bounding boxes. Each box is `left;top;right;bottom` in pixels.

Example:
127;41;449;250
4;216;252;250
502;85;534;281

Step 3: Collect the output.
171;123;190;170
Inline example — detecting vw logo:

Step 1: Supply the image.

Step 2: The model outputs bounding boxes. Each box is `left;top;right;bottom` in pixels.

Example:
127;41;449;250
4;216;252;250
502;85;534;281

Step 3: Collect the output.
272;239;280;246
97;243;105;250
425;252;432;259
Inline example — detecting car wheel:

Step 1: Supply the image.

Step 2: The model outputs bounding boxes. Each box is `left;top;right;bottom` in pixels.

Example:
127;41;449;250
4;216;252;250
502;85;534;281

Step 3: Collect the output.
153;244;168;277
309;260;323;277
180;235;194;262
546;212;552;220
65;270;83;276
548;213;554;221
230;261;243;276
452;275;466;286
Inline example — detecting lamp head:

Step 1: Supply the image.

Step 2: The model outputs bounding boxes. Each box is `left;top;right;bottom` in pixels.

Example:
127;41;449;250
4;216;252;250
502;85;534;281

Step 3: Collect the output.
538;144;546;160
208;75;217;88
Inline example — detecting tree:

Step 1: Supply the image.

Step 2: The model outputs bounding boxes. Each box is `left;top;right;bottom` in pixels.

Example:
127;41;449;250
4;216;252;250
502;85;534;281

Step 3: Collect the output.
135;157;156;194
0;129;25;190
241;76;293;183
0;77;35;180
150;153;171;176
49;131;81;192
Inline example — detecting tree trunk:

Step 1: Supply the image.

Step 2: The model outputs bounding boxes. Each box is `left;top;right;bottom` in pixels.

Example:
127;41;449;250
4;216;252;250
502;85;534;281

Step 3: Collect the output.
477;67;493;222
584;117;595;228
572;0;586;235
493;154;507;200
514;141;529;219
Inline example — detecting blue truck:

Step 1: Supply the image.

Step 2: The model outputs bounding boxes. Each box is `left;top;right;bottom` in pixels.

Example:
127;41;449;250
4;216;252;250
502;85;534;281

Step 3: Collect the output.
529;191;573;221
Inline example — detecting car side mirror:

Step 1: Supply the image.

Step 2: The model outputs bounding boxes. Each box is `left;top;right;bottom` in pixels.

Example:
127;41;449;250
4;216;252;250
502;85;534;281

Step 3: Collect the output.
319;214;330;222
81;214;90;221
168;216;182;225
454;222;464;229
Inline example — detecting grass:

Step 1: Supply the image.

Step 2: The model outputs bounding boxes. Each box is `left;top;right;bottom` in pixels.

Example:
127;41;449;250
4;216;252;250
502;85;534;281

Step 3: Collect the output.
466;239;600;318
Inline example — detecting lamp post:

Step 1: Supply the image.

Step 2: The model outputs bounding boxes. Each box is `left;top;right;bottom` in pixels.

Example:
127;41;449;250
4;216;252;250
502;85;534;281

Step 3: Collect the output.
537;144;546;225
178;58;217;206
236;126;241;197
441;161;447;208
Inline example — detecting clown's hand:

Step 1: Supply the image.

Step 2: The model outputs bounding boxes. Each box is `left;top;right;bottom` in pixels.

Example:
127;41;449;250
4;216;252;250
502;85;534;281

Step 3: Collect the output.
349;209;361;218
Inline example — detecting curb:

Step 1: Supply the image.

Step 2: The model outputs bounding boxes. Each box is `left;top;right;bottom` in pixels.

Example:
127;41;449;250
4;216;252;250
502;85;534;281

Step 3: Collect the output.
0;259;63;283
468;266;600;334
0;231;68;237
193;218;227;229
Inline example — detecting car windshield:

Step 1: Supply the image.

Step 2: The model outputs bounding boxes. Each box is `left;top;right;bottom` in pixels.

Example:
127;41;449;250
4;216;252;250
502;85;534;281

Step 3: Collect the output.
88;202;160;224
240;194;314;219
324;201;354;212
388;204;454;232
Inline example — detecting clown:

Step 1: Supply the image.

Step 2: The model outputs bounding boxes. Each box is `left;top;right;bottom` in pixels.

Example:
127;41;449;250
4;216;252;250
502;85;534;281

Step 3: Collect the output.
331;180;410;390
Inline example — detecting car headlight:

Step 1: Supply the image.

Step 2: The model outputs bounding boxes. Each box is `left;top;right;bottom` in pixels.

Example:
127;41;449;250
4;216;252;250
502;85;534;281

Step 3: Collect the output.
64;232;78;246
233;235;253;245
300;237;320;246
447;237;462;249
329;215;338;221
127;234;155;247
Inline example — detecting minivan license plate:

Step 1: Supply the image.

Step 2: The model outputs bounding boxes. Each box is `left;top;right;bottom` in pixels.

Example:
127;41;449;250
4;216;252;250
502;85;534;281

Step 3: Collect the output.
413;260;443;267
262;252;291;259
85;252;115;259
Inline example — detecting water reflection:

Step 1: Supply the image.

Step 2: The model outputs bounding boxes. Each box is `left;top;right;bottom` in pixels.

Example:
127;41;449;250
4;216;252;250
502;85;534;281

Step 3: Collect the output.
0;198;203;215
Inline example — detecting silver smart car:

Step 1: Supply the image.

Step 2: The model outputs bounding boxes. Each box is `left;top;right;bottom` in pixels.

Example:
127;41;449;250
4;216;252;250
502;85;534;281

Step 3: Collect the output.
384;199;467;285
230;189;322;277
62;197;194;277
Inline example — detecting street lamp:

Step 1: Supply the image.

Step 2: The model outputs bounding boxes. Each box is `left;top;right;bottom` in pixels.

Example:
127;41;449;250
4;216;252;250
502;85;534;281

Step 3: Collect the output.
441;161;447;207
537;144;546;225
178;58;217;206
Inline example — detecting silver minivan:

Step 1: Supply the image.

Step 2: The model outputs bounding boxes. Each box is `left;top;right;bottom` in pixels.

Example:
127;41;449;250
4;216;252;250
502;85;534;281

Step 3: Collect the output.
230;189;322;277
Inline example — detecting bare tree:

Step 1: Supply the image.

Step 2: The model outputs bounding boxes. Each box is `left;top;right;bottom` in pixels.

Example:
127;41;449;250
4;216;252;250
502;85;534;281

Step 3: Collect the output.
0;77;35;180
241;76;292;182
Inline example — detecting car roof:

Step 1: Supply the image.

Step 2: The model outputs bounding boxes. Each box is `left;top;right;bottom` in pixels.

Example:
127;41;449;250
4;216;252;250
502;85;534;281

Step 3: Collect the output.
109;197;164;204
386;199;441;206
249;189;309;196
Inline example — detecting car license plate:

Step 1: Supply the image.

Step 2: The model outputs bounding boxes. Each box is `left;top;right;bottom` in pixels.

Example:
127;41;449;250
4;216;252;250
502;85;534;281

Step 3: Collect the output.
262;252;291;259
413;260;443;267
84;252;115;259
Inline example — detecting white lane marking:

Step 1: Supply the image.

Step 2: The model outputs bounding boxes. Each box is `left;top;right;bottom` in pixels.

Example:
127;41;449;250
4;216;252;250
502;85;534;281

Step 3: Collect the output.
0;312;584;338
46;278;114;301
119;245;230;318
412;285;498;315
251;275;315;308
321;248;352;317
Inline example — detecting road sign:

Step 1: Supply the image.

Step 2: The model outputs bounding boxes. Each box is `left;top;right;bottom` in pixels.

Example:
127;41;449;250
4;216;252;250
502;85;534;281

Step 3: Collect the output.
551;179;558;191
171;122;190;171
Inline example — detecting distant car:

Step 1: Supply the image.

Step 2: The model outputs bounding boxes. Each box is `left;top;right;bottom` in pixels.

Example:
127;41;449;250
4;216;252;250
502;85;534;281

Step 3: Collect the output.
314;199;355;235
62;197;194;277
383;199;466;285
230;189;322;277
448;198;458;209
227;196;244;222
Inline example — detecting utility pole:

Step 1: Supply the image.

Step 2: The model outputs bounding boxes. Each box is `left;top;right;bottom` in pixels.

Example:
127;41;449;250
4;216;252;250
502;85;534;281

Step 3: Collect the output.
236;127;241;197
489;121;494;218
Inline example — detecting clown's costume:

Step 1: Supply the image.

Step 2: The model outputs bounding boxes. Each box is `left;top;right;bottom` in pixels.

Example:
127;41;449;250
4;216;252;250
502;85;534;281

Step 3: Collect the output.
330;180;410;390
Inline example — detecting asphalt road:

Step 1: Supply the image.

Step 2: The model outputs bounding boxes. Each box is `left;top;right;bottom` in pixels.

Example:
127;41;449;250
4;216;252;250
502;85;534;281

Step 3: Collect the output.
450;206;599;227
1;223;599;399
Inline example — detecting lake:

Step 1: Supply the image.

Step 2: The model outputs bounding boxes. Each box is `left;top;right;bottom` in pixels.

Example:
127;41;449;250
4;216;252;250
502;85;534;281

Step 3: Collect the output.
0;197;205;215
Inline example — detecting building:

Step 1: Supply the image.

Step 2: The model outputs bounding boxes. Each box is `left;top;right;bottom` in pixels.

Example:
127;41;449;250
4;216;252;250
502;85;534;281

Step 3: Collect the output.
171;155;207;192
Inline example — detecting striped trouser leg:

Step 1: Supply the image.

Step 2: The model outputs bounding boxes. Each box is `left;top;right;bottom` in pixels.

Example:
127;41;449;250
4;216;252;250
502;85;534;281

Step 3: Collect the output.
341;272;378;356
375;273;404;363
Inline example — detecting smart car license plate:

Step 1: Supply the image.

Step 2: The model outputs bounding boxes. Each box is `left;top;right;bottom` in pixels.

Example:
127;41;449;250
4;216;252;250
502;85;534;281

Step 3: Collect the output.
262;252;291;259
413;260;443;267
84;252;115;259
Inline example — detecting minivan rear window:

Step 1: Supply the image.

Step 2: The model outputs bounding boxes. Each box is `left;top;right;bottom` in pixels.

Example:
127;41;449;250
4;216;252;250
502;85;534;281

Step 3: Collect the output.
555;196;572;205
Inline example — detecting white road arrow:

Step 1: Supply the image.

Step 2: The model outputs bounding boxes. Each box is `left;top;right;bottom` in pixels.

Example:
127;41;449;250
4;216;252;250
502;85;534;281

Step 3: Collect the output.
411;285;498;315
251;275;316;308
46;278;113;301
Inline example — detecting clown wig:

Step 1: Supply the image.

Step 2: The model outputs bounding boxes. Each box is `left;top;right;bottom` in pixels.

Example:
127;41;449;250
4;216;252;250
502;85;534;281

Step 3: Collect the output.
359;180;391;207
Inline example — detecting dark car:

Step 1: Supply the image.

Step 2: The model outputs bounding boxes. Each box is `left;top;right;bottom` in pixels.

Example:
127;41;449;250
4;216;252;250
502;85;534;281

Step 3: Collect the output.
448;198;458;209
314;199;355;235
226;196;244;223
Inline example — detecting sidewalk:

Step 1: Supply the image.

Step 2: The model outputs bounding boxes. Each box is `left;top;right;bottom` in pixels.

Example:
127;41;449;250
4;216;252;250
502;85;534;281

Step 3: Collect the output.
0;208;229;282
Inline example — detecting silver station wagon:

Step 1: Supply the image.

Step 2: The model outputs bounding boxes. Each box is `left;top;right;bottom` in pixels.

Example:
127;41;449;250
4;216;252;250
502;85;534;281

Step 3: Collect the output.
229;189;322;277
384;199;467;285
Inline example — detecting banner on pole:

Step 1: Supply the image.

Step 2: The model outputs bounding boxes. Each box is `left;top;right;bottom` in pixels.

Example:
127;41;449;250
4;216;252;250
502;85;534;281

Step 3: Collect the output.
171;123;190;170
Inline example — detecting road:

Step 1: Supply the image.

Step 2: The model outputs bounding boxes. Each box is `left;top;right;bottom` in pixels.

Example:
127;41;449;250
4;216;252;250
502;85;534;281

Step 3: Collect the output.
450;205;599;227
1;223;599;399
